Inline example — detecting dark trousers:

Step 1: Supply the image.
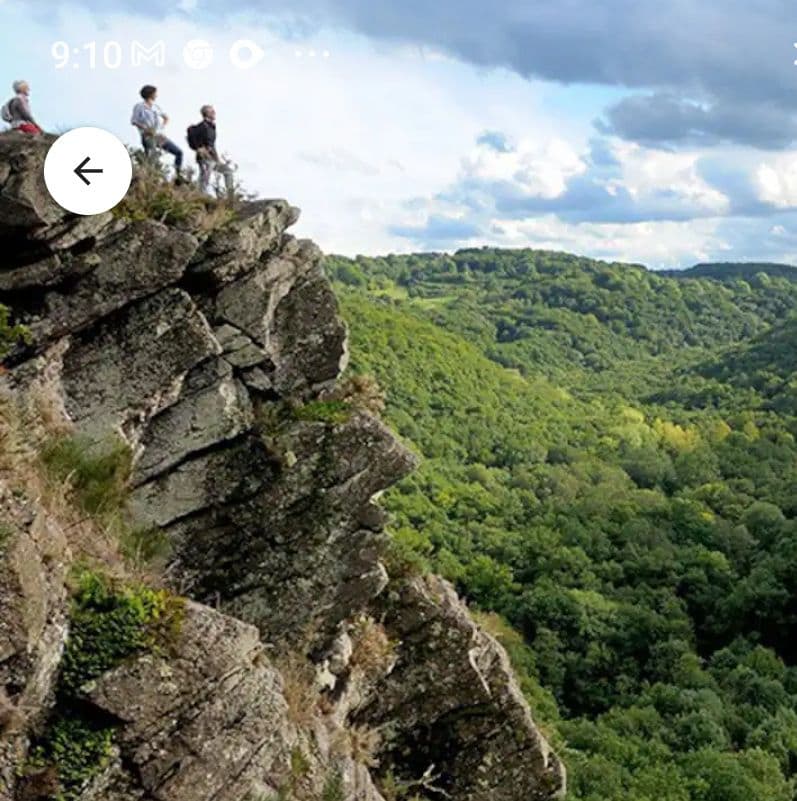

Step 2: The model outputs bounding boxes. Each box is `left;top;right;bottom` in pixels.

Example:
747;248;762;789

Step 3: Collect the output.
142;134;183;171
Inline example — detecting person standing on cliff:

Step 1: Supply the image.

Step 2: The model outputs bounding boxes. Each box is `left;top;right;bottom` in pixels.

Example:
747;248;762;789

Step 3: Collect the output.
187;104;235;200
131;85;184;181
1;81;42;135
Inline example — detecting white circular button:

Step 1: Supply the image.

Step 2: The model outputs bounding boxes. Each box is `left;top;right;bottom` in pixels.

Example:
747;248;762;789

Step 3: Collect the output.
43;127;132;216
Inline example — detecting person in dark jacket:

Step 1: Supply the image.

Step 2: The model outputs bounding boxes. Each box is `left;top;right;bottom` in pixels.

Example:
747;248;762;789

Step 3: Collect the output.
189;105;235;199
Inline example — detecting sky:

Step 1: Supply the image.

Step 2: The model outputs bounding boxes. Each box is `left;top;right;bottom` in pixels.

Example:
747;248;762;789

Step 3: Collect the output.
2;0;797;267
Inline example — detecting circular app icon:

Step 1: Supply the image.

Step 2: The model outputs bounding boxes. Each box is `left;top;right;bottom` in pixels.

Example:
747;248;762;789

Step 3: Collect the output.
183;39;214;70
230;39;265;69
43;127;132;216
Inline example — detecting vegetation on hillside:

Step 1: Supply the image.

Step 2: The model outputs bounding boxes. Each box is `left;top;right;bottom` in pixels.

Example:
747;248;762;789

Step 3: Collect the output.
327;250;797;801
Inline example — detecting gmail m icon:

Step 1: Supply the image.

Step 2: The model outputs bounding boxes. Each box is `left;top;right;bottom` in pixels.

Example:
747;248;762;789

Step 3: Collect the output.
131;41;166;68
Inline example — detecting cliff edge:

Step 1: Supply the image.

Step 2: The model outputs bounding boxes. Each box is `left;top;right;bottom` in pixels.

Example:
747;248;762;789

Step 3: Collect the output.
0;132;565;801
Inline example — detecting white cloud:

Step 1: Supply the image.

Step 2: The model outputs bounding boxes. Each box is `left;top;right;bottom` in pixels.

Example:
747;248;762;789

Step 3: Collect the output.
0;0;785;267
755;155;797;208
609;140;729;213
462;136;586;199
297;148;381;176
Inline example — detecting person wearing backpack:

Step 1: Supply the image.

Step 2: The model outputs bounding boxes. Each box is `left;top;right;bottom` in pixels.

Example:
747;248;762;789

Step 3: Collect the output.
1;81;42;134
187;105;235;200
131;85;183;180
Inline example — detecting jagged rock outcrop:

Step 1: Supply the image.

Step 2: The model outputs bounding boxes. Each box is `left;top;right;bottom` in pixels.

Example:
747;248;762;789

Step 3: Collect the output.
0;131;565;801
359;576;565;801
77;601;386;801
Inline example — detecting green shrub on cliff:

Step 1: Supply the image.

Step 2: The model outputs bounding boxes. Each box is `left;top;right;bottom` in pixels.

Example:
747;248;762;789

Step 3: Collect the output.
60;570;184;695
294;399;352;425
27;570;184;800
0;303;29;359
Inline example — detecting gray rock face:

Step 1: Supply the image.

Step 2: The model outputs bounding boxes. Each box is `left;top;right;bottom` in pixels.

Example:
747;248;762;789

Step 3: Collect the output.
69;600;388;801
84;601;296;801
60;288;220;438
129;411;417;647
0;133;114;274
132;360;253;484
0;134;64;233
359;575;566;801
0;136;565;801
30;221;198;343
188;198;300;285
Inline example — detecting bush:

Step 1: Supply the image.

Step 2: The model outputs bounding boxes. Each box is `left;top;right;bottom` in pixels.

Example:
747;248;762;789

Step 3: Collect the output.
29;715;115;800
59;570;184;695
30;570;184;800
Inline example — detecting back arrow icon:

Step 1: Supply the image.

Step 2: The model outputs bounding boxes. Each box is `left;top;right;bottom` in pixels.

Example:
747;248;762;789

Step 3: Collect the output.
74;156;104;186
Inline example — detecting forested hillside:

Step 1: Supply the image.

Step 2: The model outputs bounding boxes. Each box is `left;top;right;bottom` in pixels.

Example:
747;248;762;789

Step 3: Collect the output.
327;250;797;801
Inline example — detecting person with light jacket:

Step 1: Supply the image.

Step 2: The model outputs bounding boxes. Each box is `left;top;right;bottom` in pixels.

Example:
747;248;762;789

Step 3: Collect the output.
131;84;183;179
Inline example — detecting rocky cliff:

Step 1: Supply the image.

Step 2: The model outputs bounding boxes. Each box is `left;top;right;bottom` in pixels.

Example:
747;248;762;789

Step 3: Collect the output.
0;132;565;801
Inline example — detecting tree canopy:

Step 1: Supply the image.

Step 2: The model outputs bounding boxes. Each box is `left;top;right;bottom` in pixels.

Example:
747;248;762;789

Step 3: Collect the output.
327;250;797;801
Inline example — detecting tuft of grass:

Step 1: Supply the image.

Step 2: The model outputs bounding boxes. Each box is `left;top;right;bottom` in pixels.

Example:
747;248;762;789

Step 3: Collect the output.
331;724;382;768
119;525;172;570
113;156;236;234
327;374;386;417
290;747;311;781
39;433;172;577
274;651;321;728
322;771;345;801
40;435;132;520
349;616;395;680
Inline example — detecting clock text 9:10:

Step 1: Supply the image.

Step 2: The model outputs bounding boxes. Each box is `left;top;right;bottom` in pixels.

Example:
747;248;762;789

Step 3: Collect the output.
51;41;167;70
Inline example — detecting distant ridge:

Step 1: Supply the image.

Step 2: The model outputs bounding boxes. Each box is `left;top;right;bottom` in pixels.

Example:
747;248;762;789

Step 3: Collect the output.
664;262;797;281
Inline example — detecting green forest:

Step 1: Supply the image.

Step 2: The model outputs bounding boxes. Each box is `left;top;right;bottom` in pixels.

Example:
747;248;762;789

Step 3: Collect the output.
326;249;797;801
